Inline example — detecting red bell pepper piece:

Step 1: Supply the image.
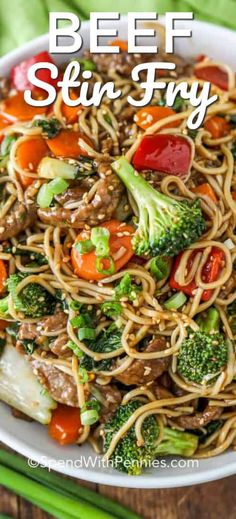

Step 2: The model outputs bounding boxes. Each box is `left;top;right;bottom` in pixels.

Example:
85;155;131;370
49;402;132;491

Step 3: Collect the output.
194;66;228;91
169;247;225;302
10;51;59;92
132;134;192;178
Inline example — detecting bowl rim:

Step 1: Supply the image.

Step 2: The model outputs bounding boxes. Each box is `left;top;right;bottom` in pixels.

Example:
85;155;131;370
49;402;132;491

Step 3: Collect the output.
2;423;236;488
1;15;236;488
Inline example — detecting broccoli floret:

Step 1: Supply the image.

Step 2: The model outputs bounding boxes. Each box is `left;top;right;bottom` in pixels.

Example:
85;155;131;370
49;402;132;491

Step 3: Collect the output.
177;307;228;385
103;400;198;475
112;158;205;257
80;326;122;372
0;273;57;319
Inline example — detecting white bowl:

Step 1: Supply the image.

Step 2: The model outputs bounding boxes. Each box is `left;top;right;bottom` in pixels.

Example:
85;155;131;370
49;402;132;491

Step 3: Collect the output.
0;16;236;488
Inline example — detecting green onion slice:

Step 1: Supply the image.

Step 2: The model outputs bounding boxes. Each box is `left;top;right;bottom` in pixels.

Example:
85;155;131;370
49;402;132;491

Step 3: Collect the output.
101;301;122;317
37;184;54;208
91;227;110;257
78;327;96;341
37;178;69;208
78;367;89;384
1;135;17;156
74;240;94;255
150;257;171;281
70;315;85;327
81;409;99;425
164;292;187;310
96;256;115;276
67;340;83;358
77;58;96;72
47;177;69;196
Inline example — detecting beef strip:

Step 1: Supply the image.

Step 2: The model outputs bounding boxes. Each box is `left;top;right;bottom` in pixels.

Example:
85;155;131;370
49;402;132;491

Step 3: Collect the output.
115;336;170;386
0;202;37;241
175;405;222;429
30;360;79;407
30;358;122;413
101;137;114;154
152;383;174;400
17;312;70;357
38;160;124;227
86;51;191;79
93;383;122;422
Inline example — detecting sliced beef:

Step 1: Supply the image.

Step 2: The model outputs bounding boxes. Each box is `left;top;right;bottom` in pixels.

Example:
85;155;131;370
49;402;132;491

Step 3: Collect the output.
38;161;124;228
0;202;36;241
50;333;70;357
17;312;70;357
175;405;222;429
93;383;122;422
101;137;114;155
55;185;88;205
31;360;79;407
86;50;191;79
152;383;174;400
115;337;170;386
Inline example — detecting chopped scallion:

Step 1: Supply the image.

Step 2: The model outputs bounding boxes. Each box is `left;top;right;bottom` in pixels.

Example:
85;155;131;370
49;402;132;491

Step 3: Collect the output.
164;292;187;310
150;257;171;281
77;58;96;72
37;184;53;208
96;256;115;276
91;227;110;257
101;301;122;318
48;177;69;196
78;327;96;341
81;409;99;425
78;366;89;384
74;240;94;254
67;340;83;358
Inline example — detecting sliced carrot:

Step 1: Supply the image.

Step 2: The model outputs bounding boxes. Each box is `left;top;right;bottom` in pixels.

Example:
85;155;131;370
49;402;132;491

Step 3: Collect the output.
60;90;84;124
0;92;46;122
192;183;218;203
0;260;8;294
49;404;82;445
204;116;230;139
232;192;236;200
46;129;93;158
16;136;49;188
134;106;180;130
71;220;134;281
109;39;128;52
